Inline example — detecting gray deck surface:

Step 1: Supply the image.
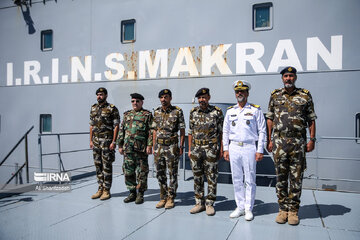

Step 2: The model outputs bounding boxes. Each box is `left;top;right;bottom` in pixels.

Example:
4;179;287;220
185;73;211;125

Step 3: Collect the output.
0;175;359;240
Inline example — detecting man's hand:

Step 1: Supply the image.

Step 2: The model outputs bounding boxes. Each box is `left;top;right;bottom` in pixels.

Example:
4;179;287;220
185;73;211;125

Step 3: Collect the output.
223;151;230;162
179;146;183;156
109;142;116;151
306;141;315;152
119;148;124;155
188;151;191;159
90;141;93;149
146;146;152;155
267;141;273;152
255;153;264;162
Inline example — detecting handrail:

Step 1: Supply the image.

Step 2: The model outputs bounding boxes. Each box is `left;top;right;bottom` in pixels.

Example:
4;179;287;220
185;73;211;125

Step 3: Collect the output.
38;131;91;173
0;125;34;167
1;125;34;189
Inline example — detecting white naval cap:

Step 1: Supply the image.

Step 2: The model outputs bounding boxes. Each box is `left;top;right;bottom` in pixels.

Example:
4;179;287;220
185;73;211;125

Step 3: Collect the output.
233;80;251;91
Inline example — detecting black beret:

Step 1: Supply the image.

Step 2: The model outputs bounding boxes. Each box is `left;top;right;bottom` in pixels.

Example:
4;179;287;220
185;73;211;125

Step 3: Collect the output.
280;66;297;75
158;89;172;98
96;87;107;95
130;93;144;100
195;88;210;98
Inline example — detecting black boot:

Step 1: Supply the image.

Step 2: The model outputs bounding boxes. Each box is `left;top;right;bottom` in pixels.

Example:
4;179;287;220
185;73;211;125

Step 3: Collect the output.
135;191;144;204
123;190;137;203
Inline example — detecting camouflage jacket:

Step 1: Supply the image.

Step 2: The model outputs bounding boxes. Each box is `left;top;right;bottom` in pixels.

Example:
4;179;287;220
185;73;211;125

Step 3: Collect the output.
189;105;224;140
266;88;317;132
89;102;120;138
117;108;153;153
152;105;186;139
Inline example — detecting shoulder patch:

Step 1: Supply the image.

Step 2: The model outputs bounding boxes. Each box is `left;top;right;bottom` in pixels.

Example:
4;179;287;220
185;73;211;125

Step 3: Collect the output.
271;89;281;95
301;88;309;94
110;104;114;107
250;104;260;108
190;107;196;113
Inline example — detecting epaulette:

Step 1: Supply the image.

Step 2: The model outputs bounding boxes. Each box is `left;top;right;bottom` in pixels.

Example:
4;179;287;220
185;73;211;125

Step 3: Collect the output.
124;110;131;115
175;106;181;110
227;105;234;109
215;106;221;111
110;104;115;108
92;103;97;107
271;89;281;95
143;109;151;114
190;107;196;113
250;103;260;108
301;88;309;94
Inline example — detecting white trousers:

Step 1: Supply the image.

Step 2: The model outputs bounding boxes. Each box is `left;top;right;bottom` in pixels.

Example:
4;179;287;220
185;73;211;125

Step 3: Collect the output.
229;141;257;211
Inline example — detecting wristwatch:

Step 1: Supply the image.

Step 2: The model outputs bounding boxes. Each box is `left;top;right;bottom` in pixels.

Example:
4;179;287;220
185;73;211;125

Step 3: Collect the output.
310;137;316;142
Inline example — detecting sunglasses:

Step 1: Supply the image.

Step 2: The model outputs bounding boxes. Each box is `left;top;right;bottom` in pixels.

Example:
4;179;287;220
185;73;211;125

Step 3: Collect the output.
131;100;141;103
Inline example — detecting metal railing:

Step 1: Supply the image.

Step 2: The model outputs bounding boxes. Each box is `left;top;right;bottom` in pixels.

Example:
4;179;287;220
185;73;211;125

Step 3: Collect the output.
180;136;360;192
38;131;93;173
1;125;34;189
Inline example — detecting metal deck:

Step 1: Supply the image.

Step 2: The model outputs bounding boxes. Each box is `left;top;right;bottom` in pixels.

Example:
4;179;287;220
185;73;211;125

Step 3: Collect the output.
0;175;359;240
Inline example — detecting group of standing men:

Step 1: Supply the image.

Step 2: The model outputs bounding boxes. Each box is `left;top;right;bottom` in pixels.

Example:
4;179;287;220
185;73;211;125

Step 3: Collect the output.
89;66;317;225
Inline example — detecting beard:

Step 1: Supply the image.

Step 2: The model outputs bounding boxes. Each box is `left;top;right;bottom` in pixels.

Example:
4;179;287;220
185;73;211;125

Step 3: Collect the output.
284;83;294;88
97;98;105;104
236;96;245;103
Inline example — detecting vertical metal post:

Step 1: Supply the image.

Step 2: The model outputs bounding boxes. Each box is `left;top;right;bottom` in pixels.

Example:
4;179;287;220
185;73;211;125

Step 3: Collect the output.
183;147;186;181
25;134;29;183
57;134;62;172
38;134;43;172
15;163;19;185
315;138;319;190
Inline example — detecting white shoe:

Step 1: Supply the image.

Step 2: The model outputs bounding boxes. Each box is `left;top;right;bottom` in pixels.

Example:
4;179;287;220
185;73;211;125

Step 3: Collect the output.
245;210;254;221
229;208;245;218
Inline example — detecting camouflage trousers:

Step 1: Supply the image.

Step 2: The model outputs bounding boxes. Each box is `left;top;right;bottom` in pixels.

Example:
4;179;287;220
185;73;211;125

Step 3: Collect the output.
123;151;149;193
190;144;219;206
154;143;180;200
273;136;306;212
92;137;114;191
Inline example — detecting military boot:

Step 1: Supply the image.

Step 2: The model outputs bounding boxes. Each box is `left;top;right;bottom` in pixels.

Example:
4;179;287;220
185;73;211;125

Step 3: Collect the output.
288;211;299;225
100;189;111;200
91;188;103;199
123;190;137;203
135;191;144;204
206;205;215;216
189;204;205;214
275;210;288;224
156;199;167;209
165;197;175;209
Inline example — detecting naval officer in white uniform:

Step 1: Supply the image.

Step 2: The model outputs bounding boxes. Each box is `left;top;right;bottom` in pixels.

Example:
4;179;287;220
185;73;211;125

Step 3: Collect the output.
223;80;266;221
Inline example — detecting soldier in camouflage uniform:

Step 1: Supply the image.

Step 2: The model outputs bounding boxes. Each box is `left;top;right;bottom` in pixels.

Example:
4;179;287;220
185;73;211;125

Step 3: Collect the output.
152;89;185;209
188;88;224;216
117;93;153;204
266;66;317;225
89;87;120;200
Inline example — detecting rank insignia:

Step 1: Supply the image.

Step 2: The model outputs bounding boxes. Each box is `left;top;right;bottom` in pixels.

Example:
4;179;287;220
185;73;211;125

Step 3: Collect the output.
246;120;250;125
232;121;236;126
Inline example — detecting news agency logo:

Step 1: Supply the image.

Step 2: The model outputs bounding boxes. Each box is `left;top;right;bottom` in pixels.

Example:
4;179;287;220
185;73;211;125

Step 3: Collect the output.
34;172;71;182
33;172;71;192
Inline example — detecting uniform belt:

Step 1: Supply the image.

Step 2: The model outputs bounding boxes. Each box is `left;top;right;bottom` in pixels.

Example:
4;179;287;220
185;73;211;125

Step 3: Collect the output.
193;138;217;145
230;140;255;146
274;131;305;138
93;131;112;137
157;136;178;146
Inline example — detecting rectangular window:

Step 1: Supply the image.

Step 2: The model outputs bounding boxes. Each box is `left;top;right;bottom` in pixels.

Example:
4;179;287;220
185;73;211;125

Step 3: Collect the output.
41;30;53;51
40;114;52;133
253;3;273;31
356;113;360;143
121;19;136;43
